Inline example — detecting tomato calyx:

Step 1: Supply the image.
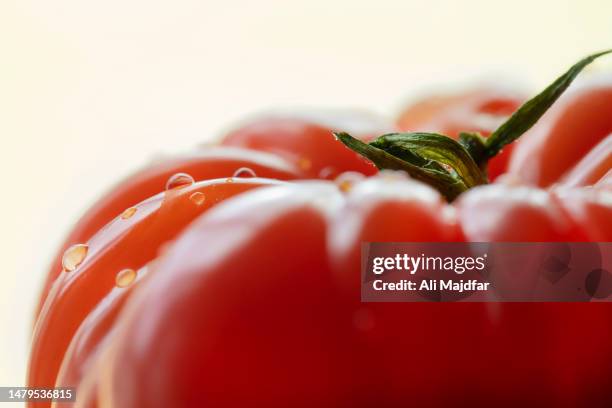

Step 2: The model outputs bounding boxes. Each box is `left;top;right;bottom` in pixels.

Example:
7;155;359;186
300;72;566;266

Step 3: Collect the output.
338;49;612;201
335;131;481;200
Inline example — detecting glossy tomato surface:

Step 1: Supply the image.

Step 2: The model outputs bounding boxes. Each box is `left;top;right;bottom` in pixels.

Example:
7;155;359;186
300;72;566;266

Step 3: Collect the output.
28;89;612;408
222;114;383;179
90;178;612;407
36;147;301;317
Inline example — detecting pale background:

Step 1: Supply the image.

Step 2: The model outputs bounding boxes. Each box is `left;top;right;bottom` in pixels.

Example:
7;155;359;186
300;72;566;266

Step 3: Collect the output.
1;0;611;395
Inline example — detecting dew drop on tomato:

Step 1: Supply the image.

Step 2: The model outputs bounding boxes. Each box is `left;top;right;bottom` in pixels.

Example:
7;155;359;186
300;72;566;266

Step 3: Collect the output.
189;192;206;206
120;207;137;219
165;173;195;190
115;268;137;288
232;167;257;178
62;244;89;272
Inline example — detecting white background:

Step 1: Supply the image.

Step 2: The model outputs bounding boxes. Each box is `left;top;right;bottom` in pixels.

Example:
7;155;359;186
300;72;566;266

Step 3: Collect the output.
1;0;611;389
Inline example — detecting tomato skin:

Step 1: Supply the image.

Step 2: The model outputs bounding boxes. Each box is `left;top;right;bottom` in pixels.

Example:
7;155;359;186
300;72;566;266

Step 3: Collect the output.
36;148;300;319
396;87;525;180
596;169;612;189
97;184;368;408
560;134;612;187
29;178;283;405
327;177;490;406
456;185;612;405
397;87;522;133
60;177;608;407
93;179;476;407
27;93;612;406
552;187;612;241
455;183;587;241
28;174;612;406
509;75;612;186
221;115;381;179
54;266;145;390
329;174;462;295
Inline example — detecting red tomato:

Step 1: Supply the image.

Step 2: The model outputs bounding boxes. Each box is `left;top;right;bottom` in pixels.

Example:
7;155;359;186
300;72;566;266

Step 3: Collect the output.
396;86;525;180
29;77;612;406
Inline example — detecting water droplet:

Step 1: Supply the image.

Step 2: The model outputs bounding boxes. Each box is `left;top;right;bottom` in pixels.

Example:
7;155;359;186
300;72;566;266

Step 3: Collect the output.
120;207;137;219
62;244;89;272
232;167;257;178
338;180;352;192
335;172;365;193
115;268;137;288
298;157;312;171
165;173;194;190
189;191;206;205
226;177;234;183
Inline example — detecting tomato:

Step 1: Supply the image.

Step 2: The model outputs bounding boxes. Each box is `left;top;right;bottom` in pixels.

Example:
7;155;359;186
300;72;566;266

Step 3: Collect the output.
28;56;612;407
396;86;525;180
509;74;612;186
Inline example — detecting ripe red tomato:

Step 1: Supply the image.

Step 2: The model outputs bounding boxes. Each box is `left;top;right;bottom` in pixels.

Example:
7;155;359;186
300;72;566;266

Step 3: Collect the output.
28;62;612;407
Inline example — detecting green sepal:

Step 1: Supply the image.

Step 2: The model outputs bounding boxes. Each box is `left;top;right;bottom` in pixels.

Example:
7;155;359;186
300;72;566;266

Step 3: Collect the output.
482;49;612;162
370;132;487;187
335;132;477;201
